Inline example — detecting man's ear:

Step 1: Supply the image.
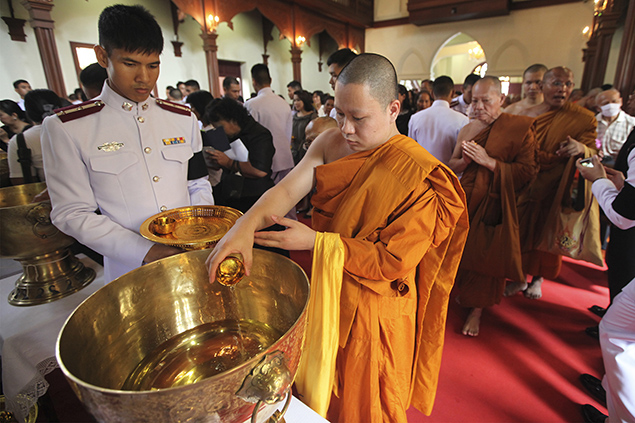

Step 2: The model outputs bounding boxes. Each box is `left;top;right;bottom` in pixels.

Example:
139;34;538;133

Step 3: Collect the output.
94;45;109;69
388;99;400;119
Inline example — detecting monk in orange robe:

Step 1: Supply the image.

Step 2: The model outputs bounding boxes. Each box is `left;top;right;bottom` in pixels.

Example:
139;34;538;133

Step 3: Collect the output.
505;67;598;299
448;76;538;336
207;54;469;422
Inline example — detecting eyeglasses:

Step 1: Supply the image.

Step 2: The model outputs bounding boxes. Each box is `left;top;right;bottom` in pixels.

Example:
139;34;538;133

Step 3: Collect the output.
548;81;574;88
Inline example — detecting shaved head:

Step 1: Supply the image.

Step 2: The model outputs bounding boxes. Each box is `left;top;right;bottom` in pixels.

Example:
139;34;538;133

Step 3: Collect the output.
336;53;398;109
474;76;502;95
305;116;338;145
524;63;547;78
543;66;573;82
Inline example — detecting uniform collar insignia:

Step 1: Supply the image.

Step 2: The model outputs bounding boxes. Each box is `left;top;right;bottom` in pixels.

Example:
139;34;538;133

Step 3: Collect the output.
122;102;133;112
97;142;125;152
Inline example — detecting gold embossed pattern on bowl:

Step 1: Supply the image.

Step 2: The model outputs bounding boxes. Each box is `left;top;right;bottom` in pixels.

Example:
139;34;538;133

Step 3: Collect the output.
140;206;242;250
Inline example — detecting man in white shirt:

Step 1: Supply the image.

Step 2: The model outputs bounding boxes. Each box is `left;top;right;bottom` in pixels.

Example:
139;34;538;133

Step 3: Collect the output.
244;64;295;185
596;88;635;165
451;74;481;116
13;79;31;111
408;76;469;165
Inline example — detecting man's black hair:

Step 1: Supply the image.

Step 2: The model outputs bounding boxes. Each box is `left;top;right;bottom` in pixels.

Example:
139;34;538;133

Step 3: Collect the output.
205;97;251;130
287;80;302;90
186;90;214;120
79;63;108;92
326;48;357;67
223;77;239;90
177;81;185;87
251;64;271;86
433;76;455;98
13;79;29;89
184;79;200;90
463;73;481;89
24;89;63;124
98;4;163;55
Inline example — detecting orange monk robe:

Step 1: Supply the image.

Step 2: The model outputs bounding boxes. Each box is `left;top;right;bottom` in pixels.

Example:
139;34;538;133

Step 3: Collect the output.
456;113;538;308
308;134;469;423
517;101;598;279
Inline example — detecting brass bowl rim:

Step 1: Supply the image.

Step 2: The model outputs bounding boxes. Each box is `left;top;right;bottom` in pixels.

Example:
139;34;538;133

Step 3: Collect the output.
55;249;310;396
139;205;242;250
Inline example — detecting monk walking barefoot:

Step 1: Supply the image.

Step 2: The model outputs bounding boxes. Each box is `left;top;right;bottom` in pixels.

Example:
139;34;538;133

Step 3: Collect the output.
524;276;544;299
504;280;528;297
462;308;483;336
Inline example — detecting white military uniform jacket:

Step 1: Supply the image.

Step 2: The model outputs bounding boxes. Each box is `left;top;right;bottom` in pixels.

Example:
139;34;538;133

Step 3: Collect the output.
41;83;214;282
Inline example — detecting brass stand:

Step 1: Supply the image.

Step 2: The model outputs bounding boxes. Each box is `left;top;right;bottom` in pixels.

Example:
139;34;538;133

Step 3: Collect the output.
9;248;95;306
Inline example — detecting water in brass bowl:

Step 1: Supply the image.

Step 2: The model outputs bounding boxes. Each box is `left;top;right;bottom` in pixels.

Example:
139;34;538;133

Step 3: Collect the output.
0;182;95;306
122;319;282;391
57;249;309;423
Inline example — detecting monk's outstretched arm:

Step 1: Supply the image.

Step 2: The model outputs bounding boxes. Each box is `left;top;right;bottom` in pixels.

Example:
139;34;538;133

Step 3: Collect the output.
206;131;328;280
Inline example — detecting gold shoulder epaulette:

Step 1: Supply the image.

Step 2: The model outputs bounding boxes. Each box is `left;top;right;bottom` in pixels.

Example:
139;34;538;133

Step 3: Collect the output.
155;98;192;116
55;100;105;123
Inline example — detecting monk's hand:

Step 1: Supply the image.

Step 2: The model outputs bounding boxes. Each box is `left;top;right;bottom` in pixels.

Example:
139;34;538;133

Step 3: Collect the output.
575;155;607;182
254;215;316;251
462;141;496;171
556;136;586;157
605;166;625;191
144;244;183;264
206;220;257;283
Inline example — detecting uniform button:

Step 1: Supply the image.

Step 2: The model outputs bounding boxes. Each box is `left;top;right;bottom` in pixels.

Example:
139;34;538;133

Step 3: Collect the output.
144;147;152;154
153;176;160;182
160;205;167;212
137;116;145;123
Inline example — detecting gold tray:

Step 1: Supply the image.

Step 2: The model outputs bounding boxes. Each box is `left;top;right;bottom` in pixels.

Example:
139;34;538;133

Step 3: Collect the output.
140;206;242;250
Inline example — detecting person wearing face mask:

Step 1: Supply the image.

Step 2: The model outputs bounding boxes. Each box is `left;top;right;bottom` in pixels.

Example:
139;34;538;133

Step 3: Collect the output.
595;89;635;167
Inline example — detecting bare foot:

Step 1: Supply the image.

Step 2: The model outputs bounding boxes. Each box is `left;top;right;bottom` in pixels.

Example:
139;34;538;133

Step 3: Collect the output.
524;276;543;299
462;308;482;337
504;280;528;297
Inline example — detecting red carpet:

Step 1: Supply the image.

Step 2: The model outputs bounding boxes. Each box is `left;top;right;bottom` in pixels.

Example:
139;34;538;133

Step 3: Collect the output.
408;256;609;423
36;224;610;422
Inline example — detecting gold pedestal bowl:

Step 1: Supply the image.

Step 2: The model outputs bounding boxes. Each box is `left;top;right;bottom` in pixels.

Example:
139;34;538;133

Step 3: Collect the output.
57;248;309;423
0;183;95;306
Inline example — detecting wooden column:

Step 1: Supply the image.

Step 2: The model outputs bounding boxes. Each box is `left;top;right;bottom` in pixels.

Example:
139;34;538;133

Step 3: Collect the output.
200;30;221;98
21;0;66;97
581;1;622;91
290;46;302;84
613;0;635;98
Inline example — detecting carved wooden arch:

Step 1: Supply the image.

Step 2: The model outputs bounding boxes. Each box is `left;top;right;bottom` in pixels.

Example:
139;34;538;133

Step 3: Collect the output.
172;0;294;43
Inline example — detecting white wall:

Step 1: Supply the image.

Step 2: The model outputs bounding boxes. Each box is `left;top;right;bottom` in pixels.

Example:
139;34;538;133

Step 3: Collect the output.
0;1;334;102
367;2;597;85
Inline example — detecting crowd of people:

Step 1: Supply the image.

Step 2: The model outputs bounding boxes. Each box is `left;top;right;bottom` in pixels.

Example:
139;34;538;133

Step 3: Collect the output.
1;3;633;423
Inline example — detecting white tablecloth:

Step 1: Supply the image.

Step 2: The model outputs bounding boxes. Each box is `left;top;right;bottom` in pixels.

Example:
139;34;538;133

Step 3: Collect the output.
0;256;105;422
0;257;328;423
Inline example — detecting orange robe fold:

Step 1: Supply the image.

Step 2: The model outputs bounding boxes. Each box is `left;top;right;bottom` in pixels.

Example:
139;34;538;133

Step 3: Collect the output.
456;113;538;308
309;134;468;422
518;102;597;279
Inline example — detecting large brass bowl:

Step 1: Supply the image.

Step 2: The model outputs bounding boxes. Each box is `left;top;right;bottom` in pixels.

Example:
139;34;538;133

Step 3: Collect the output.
0;182;95;306
56;249;309;423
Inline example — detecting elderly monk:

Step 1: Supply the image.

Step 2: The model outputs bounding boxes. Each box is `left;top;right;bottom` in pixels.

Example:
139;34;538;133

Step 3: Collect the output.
448;76;538;336
207;53;468;423
505;66;598;299
504;64;547;116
